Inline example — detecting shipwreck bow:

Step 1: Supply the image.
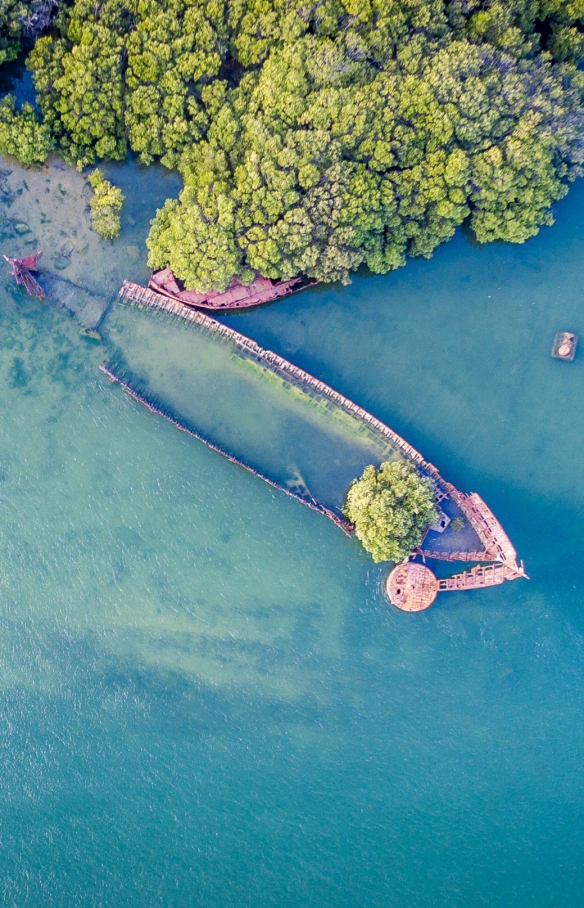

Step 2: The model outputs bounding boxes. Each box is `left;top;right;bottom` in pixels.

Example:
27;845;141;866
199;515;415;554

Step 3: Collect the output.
3;251;45;301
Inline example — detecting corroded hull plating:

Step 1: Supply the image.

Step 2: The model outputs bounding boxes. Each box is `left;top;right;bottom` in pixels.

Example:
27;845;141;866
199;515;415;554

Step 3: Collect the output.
149;268;310;311
113;280;526;600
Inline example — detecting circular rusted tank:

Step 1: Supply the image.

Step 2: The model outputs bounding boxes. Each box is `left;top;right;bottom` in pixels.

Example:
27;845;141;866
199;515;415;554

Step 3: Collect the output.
386;562;438;612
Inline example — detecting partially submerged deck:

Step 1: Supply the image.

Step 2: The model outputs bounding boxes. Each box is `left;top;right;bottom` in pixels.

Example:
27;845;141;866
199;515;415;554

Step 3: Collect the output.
113;280;526;604
149;268;309;311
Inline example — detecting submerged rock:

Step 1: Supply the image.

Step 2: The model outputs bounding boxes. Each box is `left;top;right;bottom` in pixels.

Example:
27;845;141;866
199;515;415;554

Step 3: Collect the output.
53;253;71;270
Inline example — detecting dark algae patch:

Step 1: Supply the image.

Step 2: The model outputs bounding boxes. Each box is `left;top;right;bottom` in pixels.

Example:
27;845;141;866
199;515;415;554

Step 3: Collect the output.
8;354;29;389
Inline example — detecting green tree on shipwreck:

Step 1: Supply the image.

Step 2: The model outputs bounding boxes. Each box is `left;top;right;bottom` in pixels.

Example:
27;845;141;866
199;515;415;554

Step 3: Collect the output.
343;461;438;564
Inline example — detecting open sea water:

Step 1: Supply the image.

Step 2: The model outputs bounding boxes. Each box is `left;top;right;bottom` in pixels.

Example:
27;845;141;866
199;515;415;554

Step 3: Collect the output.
1;153;584;907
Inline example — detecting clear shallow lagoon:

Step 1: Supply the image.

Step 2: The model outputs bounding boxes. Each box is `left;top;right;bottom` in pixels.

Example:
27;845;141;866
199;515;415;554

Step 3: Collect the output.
2;155;584;907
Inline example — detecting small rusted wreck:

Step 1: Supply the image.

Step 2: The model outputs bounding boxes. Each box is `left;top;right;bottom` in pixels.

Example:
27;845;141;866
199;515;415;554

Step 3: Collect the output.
552;331;578;361
3;251;45;301
149;268;310;311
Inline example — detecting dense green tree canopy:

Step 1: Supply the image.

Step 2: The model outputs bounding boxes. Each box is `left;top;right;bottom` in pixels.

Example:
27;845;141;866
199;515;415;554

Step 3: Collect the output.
343;460;438;563
87;168;124;238
0;0;27;66
4;0;584;287
0;0;57;66
0;94;51;163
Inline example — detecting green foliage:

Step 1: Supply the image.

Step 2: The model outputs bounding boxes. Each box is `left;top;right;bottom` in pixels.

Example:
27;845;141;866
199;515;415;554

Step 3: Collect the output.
20;0;584;288
450;0;584;63
124;0;226;168
0;0;57;65
147;31;584;289
87;168;123;239
26;0;225;167
0;95;52;164
28;14;127;168
0;0;27;65
343;460;438;564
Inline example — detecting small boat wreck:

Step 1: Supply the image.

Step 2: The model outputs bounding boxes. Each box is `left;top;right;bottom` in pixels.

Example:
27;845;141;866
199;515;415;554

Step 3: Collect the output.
3;251;44;301
552;331;578;361
149;268;310;311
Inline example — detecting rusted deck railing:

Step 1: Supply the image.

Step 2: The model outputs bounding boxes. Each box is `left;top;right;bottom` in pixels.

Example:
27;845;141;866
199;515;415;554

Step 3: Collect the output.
437;562;522;591
118;281;449;490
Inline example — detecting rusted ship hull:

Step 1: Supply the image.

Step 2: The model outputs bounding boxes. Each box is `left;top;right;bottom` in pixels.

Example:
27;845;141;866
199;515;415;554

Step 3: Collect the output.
116;280;527;610
148;268;311;311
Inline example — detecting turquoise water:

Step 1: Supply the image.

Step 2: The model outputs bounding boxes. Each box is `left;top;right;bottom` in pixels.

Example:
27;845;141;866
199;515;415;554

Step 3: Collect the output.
102;299;399;509
2;153;584;906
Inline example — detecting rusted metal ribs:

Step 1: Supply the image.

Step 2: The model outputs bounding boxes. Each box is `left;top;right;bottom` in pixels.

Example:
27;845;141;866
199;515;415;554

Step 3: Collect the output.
3;251;45;301
437;562;524;591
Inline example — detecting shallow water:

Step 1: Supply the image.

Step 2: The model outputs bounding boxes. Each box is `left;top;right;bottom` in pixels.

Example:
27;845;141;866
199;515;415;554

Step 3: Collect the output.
2;151;584;907
102;298;401;509
0;153;180;299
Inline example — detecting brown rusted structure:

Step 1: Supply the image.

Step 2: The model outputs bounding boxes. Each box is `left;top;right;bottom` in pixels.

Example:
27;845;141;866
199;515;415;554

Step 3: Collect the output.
387;558;525;611
116;280;527;609
388;490;527;610
389;489;526;610
387;563;438;611
3;251;44;301
437;562;520;591
149;267;310;311
552;331;577;361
